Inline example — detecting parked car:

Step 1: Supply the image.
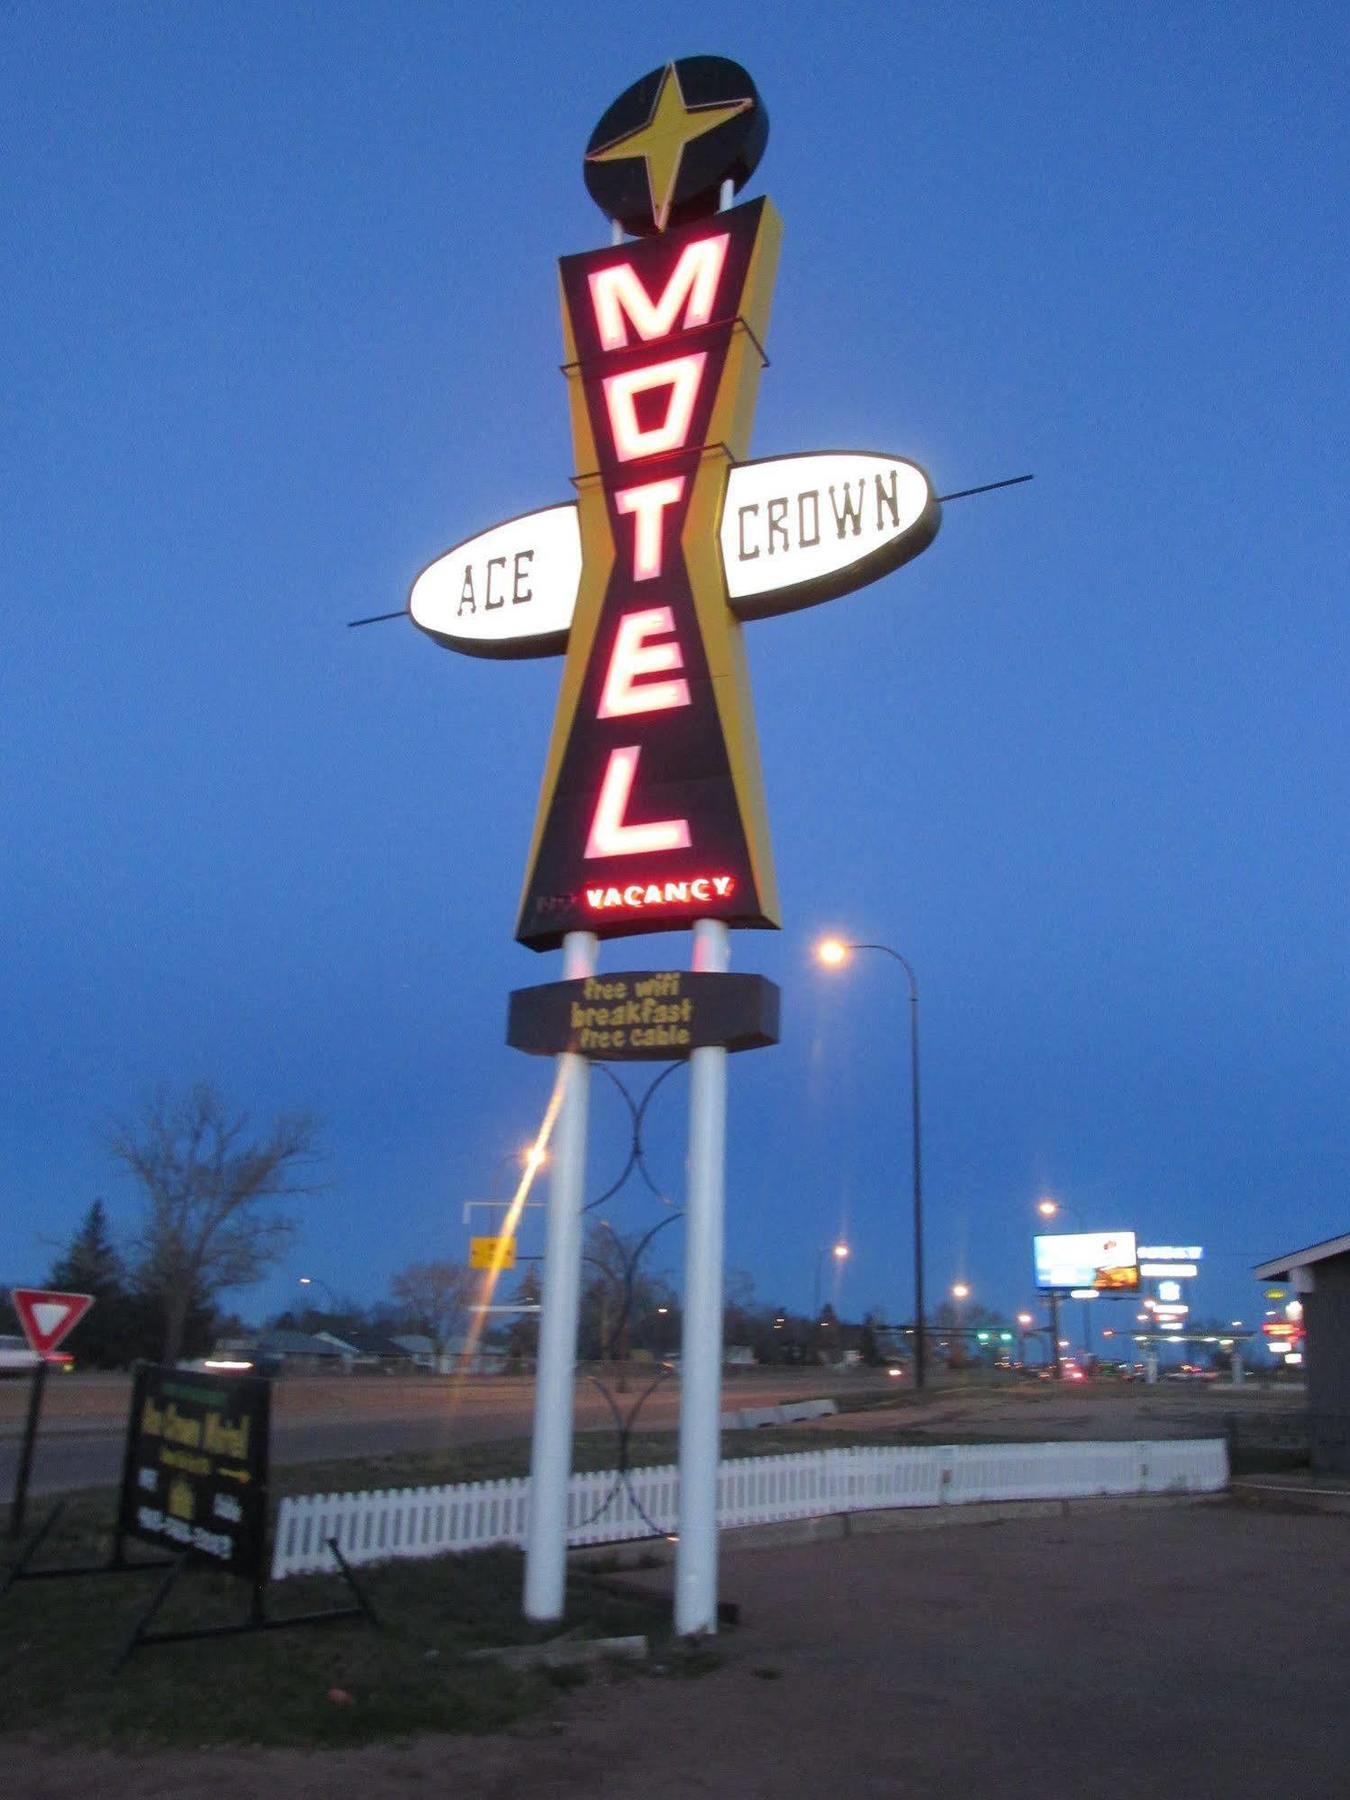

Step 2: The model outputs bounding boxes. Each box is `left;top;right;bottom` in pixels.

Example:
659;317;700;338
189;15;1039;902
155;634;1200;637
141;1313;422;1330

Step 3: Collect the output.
0;1334;74;1376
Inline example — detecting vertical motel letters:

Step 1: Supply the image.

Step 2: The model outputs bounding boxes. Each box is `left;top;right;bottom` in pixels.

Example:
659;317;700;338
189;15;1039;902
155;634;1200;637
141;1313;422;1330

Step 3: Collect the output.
516;199;781;947
584;237;724;860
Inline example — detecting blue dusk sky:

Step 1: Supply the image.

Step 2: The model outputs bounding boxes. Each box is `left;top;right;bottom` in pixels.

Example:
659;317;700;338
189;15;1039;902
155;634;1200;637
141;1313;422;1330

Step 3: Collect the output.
4;3;1346;1343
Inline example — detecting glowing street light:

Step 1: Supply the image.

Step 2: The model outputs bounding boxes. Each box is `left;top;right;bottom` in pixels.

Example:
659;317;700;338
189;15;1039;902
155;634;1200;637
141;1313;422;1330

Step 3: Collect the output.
948;1283;971;1370
816;935;927;1389
814;1239;851;1313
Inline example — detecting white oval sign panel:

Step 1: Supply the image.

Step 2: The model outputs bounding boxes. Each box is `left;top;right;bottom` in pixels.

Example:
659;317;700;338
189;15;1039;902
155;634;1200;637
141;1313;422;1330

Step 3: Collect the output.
721;451;937;620
410;503;582;659
409;451;937;657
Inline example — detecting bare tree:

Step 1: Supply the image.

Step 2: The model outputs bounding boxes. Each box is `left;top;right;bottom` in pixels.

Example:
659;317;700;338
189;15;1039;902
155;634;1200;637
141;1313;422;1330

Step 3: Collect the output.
390;1259;472;1358
111;1082;324;1363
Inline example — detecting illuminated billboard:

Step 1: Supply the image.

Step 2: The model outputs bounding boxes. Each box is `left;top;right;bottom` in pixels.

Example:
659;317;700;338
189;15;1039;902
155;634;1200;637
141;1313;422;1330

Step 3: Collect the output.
1034;1231;1139;1293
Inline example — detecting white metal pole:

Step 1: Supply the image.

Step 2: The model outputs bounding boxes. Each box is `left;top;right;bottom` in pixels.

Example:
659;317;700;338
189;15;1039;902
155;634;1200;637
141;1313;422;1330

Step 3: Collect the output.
523;928;597;1621
675;917;730;1636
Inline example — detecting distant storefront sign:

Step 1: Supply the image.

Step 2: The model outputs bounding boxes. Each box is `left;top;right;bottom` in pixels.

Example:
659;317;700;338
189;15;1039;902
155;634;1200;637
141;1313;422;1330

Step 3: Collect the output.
118;1364;270;1580
469;1234;517;1270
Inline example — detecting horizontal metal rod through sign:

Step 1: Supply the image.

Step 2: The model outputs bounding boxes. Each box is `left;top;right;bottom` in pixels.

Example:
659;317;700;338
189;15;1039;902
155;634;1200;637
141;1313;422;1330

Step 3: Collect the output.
347;607;409;628
935;473;1034;502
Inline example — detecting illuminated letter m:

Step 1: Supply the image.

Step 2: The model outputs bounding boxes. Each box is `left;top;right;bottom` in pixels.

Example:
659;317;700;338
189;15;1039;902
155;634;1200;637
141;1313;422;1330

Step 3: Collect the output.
589;235;730;350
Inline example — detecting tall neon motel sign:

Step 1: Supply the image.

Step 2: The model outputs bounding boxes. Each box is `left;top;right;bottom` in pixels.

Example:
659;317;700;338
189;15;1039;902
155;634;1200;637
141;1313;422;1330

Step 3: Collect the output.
403;57;953;1635
514;198;786;946
410;61;943;942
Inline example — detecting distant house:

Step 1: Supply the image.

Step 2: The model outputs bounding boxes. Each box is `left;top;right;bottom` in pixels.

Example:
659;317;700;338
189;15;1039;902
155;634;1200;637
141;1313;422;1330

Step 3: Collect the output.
391;1334;437;1370
442;1334;508;1375
329;1330;419;1371
257;1329;352;1374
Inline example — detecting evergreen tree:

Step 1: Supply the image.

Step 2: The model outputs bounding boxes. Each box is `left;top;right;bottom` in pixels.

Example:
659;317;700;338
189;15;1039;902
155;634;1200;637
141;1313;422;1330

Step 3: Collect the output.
48;1198;122;1293
46;1199;127;1368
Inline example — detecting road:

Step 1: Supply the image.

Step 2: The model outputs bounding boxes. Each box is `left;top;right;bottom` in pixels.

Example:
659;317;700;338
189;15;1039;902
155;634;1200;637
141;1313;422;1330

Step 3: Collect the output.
0;1370;885;1499
0;1369;1297;1500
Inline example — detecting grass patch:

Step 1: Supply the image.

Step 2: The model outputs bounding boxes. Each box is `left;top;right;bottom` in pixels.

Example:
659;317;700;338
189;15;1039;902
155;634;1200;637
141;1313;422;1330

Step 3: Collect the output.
0;1413;1042;1747
0;1506;665;1748
271;1421;1013;1500
282;1422;906;1497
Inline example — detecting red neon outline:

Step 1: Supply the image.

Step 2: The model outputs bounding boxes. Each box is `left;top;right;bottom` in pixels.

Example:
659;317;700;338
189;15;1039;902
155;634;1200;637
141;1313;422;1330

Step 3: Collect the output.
584;746;692;859
614;476;685;579
597;606;690;719
602;353;706;462
588;235;730;349
584;874;737;911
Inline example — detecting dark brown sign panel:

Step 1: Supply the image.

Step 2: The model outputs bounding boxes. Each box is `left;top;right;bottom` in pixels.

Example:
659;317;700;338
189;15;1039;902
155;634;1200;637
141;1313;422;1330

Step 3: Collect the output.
508;970;779;1060
515;196;783;950
118;1364;270;1580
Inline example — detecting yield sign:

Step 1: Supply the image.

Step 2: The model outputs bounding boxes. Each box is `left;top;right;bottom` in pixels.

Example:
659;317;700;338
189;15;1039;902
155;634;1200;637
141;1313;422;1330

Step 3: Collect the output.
11;1288;94;1356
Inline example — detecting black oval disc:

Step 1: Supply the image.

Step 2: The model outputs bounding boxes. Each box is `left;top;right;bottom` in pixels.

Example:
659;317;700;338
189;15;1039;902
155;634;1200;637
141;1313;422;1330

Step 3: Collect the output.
584;56;768;237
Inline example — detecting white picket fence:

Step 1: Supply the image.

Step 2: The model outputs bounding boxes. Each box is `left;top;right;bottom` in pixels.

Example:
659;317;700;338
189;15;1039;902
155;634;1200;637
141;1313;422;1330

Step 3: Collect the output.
271;1437;1226;1580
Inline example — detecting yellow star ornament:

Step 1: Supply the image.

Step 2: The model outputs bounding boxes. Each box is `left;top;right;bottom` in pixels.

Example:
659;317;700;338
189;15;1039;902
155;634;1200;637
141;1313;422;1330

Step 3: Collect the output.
586;62;752;232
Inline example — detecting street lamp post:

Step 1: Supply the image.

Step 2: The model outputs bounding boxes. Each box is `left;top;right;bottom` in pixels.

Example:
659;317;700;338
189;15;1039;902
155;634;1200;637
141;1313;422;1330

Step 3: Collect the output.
814;1239;850;1316
1036;1196;1091;1364
298;1274;338;1314
950;1282;970;1369
817;939;927;1390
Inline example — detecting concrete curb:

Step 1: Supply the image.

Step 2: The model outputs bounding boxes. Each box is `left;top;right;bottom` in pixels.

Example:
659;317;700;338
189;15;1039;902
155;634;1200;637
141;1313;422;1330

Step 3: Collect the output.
0;1423;125;1443
570;1489;1226;1568
720;1397;839;1431
1230;1478;1350;1517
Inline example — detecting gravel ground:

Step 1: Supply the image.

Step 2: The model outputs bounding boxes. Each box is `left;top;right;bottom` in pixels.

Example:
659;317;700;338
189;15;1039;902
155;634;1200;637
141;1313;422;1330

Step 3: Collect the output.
7;1498;1348;1799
